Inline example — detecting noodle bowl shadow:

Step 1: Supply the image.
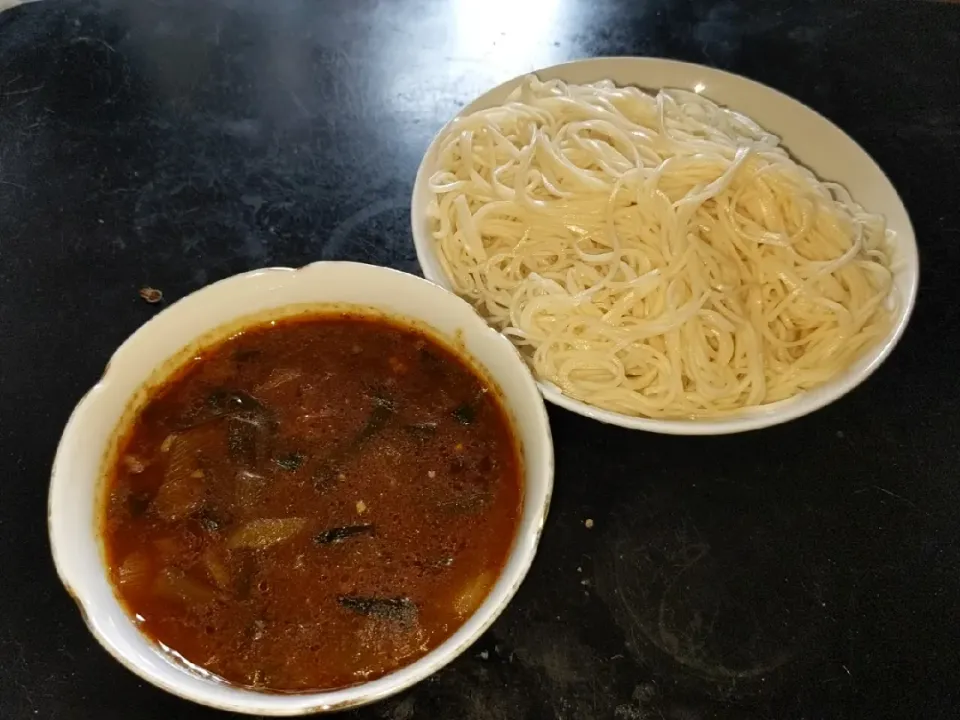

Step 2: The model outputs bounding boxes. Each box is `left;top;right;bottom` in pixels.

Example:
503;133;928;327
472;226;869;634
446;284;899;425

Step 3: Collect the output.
410;57;919;434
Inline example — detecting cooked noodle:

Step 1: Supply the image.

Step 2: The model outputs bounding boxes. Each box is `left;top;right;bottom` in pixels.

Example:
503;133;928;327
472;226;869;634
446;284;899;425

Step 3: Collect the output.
426;76;895;418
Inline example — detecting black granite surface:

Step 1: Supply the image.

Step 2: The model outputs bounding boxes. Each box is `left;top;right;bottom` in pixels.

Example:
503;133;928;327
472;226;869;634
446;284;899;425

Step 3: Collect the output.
1;0;959;718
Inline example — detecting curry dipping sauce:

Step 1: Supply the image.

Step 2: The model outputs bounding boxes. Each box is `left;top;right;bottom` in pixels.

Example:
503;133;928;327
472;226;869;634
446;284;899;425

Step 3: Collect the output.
102;311;523;692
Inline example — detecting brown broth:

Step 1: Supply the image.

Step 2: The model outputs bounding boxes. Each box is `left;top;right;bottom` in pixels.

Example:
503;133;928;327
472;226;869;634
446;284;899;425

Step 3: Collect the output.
102;312;523;692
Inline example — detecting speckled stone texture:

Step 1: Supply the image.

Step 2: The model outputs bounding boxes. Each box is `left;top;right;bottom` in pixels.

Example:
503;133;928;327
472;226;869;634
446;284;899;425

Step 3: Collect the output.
1;1;959;718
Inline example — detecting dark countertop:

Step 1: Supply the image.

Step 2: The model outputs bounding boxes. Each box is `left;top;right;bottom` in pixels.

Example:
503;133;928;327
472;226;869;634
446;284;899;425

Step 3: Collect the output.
2;1;959;718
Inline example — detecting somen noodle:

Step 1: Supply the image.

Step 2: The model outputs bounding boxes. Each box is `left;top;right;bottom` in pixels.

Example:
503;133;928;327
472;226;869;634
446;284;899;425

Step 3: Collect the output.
426;76;894;418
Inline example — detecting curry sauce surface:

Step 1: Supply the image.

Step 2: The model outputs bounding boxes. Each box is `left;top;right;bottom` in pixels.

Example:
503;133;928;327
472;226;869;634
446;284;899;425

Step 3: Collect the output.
103;313;522;691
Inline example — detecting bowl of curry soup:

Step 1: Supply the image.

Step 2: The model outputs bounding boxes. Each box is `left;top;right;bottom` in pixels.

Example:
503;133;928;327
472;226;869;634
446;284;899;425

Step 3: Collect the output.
48;261;553;715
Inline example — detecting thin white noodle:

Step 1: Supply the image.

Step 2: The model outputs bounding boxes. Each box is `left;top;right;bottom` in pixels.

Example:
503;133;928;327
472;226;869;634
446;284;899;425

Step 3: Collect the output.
427;76;895;418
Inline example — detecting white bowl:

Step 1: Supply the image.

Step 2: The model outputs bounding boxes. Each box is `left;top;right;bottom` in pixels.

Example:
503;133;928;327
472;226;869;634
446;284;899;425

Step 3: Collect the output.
410;57;920;434
48;261;554;715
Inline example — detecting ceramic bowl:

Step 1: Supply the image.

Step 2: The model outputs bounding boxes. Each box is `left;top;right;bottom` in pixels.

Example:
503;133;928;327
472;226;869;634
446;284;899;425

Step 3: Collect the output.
48;261;554;715
410;57;919;434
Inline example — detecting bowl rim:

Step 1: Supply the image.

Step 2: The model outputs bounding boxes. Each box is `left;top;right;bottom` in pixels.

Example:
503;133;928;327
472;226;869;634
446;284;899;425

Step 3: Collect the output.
410;55;920;435
48;261;555;714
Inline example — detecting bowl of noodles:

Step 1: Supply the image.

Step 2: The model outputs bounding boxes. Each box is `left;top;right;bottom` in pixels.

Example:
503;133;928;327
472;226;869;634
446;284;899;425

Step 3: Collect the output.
410;57;918;434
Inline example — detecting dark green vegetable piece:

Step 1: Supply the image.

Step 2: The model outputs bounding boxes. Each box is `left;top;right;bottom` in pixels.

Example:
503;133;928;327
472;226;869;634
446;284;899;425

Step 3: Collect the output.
177;389;276;439
127;491;152;517
233;349;261;362
199;516;221;532
419;348;449;377
313;394;396;489
337;595;417;626
404;421;438;438
196;506;224;533
314;524;375;545
452;403;476;425
275;452;306;472
356;395;396;443
452;389;488;425
192;390;276;467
